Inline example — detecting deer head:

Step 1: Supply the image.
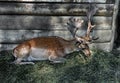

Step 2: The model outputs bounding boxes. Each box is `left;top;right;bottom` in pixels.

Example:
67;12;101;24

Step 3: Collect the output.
66;3;99;56
67;18;92;56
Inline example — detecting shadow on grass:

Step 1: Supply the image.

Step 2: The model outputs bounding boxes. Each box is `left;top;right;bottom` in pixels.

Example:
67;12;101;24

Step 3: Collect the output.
0;49;120;83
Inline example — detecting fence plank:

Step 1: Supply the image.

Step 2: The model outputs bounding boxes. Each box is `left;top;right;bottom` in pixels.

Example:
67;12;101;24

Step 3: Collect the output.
0;3;114;16
90;42;111;51
0;0;113;3
0;30;112;43
0;16;112;30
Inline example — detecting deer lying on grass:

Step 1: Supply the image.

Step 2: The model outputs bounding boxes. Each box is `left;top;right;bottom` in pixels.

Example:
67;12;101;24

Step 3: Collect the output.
12;5;98;64
12;18;96;65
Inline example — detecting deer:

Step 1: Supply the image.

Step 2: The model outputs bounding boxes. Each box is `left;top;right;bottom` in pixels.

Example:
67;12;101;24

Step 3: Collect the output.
12;4;98;65
12;19;86;65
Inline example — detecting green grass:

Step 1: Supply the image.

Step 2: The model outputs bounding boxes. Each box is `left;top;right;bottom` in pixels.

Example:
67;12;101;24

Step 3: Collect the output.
0;49;120;83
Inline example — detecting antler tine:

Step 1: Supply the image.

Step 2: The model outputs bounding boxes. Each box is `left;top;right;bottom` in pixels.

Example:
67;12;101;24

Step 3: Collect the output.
73;27;79;37
67;18;76;37
86;20;95;38
87;3;98;22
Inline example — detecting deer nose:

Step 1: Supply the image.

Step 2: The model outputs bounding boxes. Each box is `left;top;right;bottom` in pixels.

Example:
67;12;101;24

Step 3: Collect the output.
83;50;91;56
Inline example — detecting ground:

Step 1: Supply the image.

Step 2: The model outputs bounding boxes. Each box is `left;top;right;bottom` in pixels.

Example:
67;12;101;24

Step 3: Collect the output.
0;49;120;83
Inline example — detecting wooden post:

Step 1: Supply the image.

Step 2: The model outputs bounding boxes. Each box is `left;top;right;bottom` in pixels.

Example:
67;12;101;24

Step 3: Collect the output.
110;0;119;51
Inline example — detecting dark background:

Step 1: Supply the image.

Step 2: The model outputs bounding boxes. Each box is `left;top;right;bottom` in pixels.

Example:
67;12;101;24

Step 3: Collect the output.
114;1;120;49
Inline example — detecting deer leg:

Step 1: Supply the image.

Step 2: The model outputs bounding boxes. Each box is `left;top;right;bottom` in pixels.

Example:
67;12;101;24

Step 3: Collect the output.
49;55;66;63
17;62;35;65
11;57;35;65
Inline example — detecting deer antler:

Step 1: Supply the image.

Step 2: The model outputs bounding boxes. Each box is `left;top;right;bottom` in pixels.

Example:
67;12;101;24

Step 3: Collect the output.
85;19;96;41
67;17;84;37
85;3;99;42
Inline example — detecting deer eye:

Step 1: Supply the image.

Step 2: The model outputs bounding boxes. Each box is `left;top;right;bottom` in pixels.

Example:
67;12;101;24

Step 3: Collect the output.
75;41;81;46
78;45;86;50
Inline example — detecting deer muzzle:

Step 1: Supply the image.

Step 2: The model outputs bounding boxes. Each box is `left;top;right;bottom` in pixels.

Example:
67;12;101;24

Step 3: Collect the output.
82;49;91;56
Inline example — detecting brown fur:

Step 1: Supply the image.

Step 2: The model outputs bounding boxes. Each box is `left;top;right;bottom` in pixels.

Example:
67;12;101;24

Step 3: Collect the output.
13;36;91;64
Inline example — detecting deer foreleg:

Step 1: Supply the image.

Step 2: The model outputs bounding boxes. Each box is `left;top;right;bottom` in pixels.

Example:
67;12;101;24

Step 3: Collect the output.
11;58;35;65
49;55;66;63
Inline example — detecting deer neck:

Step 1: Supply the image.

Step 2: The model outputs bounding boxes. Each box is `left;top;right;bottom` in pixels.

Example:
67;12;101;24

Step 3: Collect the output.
69;38;79;46
64;38;80;54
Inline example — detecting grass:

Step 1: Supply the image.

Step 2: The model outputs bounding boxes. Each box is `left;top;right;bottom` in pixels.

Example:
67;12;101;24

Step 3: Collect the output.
0;49;120;83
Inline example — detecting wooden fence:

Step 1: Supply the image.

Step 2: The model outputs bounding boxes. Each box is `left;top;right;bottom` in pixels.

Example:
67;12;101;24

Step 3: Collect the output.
0;0;119;51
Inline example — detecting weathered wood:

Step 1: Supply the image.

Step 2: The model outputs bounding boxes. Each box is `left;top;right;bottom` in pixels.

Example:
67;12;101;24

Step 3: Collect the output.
0;3;114;16
89;42;111;52
0;44;17;50
0;30;112;43
0;0;115;3
0;30;74;43
0;16;112;30
84;30;112;43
